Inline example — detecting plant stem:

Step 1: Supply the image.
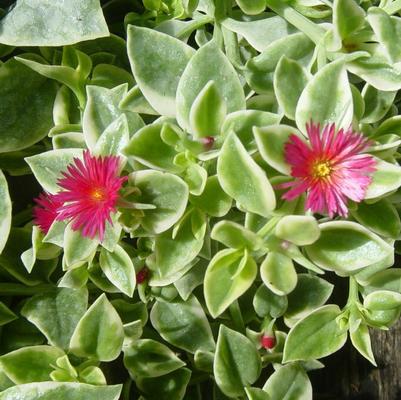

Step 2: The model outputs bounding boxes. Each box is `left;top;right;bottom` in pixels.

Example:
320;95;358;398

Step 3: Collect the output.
346;276;360;307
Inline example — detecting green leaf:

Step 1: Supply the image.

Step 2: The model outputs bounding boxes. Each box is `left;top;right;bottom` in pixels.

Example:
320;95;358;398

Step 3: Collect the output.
124;122;180;172
0;302;17;326
275;215;320;246
25;149;82;194
245;387;270;400
189;80;226;138
0;0;108;46
263;364;312;400
127;26;195;117
365;159;401;199
0;58;57;152
285;274;333;320
99;245;136;297
211;221;263;250
150;295;215;353
124;339;185;378
368;7;401;63
21;287;88;350
283;305;347;362
136;368;191;400
189;175;232;217
253;284;288;318
350;323;376;366
0;171;11;255
217;133;276;216
83;84;144;149
94;114;129;156
64;223;99;267
333;0;365;41
364;290;401;311
296;60;353;135
364;269;401;294
260;252;297;296
70;294;124;361
274;56;309;120
0;346;64;384
132;170;189;234
305;221;393;274
254;124;303;175
352;199;400;239
221;110;281;150
214;325;261;398
176;41;245;131
0;382;122;400
361;85;396;124
235;0;266;15
204;249;257;318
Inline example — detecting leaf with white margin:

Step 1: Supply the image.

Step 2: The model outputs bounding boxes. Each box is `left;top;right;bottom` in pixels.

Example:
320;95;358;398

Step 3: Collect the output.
69;294;124;362
0;0;109;46
176;41;245;131
0;171;11;255
25;149;82;194
217;133;276;217
99;245;136;297
365;158;401;199
214;325;261;398
127;26;195;117
94;114;129;156
263;364;312;400
296;60;353;135
305;221;393;274
0;382;122;400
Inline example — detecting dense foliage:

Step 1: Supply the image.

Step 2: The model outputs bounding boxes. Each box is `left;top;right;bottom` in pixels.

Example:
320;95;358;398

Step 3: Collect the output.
1;0;401;399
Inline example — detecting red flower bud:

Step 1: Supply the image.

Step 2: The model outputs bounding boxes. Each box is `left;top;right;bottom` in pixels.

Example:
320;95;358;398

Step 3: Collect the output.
136;267;149;284
261;335;276;349
201;136;215;150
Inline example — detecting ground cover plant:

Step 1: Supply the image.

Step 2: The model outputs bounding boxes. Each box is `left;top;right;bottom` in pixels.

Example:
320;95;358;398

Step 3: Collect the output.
0;0;401;399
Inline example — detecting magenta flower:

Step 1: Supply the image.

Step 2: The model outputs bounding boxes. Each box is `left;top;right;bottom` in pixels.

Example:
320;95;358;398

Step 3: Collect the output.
281;122;376;217
55;150;127;241
33;192;63;234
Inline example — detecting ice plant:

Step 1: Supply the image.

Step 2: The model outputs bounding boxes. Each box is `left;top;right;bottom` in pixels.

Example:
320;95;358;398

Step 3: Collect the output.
281;122;376;217
33;192;63;234
55;150;127;241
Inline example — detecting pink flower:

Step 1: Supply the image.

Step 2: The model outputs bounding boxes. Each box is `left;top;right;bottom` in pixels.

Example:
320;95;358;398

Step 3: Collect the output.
55;150;127;241
281;122;376;217
33;192;63;234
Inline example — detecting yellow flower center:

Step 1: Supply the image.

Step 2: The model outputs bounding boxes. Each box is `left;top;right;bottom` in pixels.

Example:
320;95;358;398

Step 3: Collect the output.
313;161;332;178
91;188;106;201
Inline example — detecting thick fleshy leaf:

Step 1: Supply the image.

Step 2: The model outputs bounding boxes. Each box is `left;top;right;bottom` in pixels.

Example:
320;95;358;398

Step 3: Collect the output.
254;124;303;175
0;58;57;152
365;159;401;199
124;122;180;172
222;16;295;52
275;215;320;246
21;287;88;350
0;0;109;46
189;80;226;138
132;170;189;234
136;368;191;400
283;305;347;362
94;114;129;156
0;382;122;400
217;133;276;216
204;249;257;318
296;60;353;135
127;26;195;117
211;221;263;250
260;252;297;296
70;294;124;361
274;56;309;120
99;245;136;297
124;339;185;378
235;0;266;15
83;84;144;149
214;325;261;398
253;284;288;319
0;346;64;384
263;364;312;400
361;85;396;124
25;149;82;194
176;41;245;131
150;295;215;353
333;0;365;41
0;171;11;255
305;221;393;274
350;323;376;366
